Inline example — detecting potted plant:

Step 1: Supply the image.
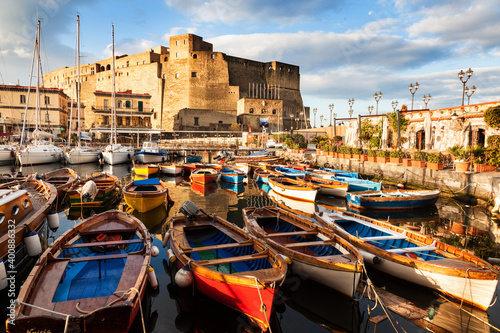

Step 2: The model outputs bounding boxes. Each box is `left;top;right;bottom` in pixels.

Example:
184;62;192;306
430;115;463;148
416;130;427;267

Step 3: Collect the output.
376;150;390;163
298;142;307;153
411;151;427;167
474;146;497;172
427;152;444;170
447;145;470;172
322;144;330;156
352;147;363;160
389;150;405;164
367;150;377;162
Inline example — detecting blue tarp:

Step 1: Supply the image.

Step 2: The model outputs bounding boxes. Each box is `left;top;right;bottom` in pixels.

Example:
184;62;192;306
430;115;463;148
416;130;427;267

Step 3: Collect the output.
133;178;160;186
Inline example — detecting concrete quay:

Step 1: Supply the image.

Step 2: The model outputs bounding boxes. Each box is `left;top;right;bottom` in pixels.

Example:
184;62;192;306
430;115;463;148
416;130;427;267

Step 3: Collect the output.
277;150;500;200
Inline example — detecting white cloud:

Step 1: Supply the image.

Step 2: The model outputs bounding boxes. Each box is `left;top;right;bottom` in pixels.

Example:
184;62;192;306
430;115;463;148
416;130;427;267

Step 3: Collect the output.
103;39;157;58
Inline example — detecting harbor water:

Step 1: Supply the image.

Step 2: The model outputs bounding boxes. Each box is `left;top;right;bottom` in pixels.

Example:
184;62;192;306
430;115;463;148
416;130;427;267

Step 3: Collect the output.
1;162;499;333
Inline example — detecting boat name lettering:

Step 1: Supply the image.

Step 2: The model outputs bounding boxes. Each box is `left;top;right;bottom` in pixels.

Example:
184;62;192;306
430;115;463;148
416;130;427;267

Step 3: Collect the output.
26;330;52;333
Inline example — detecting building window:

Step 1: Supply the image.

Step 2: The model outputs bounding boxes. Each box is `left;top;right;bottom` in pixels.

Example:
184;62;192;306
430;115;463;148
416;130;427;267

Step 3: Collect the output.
138;101;143;112
249;108;254;114
20;95;26;104
268;65;272;70
117;101;122;108
261;109;267;114
91;67;95;75
126;117;130;126
164;56;168;61
176;40;179;46
272;109;277;114
143;61;146;64
191;72;197;78
176;52;179;58
184;39;186;44
193;54;197;59
125;100;131;108
218;121;223;124
194;117;199;126
153;112;157;119
44;96;50;105
137;62;139;65
117;116;122;126
211;54;215;59
175;73;180;79
104;99;109;110
103;116;109;125
138;118;143;125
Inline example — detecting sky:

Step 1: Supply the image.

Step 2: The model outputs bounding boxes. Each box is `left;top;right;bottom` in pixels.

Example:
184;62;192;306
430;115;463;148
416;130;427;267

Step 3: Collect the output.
1;0;499;123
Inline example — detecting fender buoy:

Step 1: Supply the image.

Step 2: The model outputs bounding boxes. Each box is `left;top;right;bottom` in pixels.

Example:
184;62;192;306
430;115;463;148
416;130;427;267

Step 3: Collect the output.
47;209;59;231
0;260;7;291
167;249;176;263
175;265;193;288
10;150;15;158
24;229;42;257
127;153;131;160
96;233;107;242
151;246;160;257
162;231;170;248
148;266;159;289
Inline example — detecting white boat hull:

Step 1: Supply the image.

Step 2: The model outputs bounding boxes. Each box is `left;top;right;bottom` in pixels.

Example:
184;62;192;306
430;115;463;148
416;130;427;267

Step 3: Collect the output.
292;259;362;298
103;149;133;165
135;153;167;164
160;165;183;175
269;181;317;203
17;145;63;165
318;186;348;197
64;150;99;164
0;148;15;165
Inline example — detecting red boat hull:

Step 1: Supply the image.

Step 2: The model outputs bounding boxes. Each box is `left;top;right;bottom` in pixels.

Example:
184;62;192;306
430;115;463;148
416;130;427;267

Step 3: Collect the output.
190;173;218;184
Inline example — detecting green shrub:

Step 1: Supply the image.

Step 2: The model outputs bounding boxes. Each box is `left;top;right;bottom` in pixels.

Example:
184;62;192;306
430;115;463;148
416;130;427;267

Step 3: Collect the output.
428;152;444;163
367;150;377;157
447;145;468;161
377;150;390;157
352;147;363;154
390;150;405;158
412;151;428;161
322;145;331;152
298;142;307;149
484;106;500;129
369;136;380;149
487;135;500;149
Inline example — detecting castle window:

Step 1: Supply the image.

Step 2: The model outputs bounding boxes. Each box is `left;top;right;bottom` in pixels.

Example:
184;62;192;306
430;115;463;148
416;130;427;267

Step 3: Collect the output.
143;61;146;64
244;62;247;67
100;66;105;71
164;56;168;61
154;112;157;120
194;117;199;126
280;66;283;70
176;52;179;58
193;54;197;59
137;62;139;65
268;65;272;70
176;40;179;46
272;109;277;114
191;72;197;78
44;96;50;105
175;73;180;79
261;109;267;114
211;54;215;59
249;108;254;114
106;64;111;70
184;39;186;44
126;61;129;67
288;68;291;73
20;95;26;104
91;67;94;75
218;121;223;124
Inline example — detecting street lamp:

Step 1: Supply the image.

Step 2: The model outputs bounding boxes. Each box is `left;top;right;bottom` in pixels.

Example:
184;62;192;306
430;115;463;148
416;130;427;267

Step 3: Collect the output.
329;104;334;126
348;98;354;118
408;82;419;110
320;115;324;127
290;114;294;132
458;68;473;106
374;91;382;115
313;108;317;128
392;100;398;112
465;85;476;105
422;94;431;108
368;105;374;115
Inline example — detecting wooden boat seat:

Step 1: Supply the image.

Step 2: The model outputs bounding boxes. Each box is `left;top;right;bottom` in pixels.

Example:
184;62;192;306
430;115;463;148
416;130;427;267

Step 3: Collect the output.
78;228;137;236
180;241;253;253
265;230;317;237
62;239;144;249
363;234;407;241
386;241;437;254
283;240;334;248
69;253;129;263
197;252;268;266
232;267;282;282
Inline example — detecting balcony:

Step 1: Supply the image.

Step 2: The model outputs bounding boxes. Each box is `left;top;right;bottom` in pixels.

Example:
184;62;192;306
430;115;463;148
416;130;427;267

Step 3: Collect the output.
92;105;153;116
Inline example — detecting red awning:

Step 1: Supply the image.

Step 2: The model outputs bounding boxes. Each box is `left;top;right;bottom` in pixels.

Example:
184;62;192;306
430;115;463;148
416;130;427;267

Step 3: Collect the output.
0;133;14;136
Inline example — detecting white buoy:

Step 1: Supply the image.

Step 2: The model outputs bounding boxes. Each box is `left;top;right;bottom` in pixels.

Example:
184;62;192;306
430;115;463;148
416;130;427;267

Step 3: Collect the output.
151;245;160;257
0;260;7;291
162;231;170;248
47;209;59;231
167;249;176;263
24;229;42;257
175;265;193;288
148;266;158;289
279;254;292;265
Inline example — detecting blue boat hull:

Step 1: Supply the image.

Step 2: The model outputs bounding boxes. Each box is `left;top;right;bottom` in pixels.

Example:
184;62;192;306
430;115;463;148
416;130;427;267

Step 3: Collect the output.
346;192;439;210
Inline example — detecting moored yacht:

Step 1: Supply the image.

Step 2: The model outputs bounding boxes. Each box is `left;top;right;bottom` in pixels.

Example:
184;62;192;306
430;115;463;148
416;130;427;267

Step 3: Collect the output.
134;141;168;163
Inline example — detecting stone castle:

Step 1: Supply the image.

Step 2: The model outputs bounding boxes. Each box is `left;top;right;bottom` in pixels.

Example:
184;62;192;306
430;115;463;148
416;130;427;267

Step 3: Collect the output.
43;33;307;136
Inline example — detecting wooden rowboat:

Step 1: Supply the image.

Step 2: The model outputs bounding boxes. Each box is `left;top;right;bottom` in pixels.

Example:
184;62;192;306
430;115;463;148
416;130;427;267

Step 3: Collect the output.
243;206;363;298
40;167;79;198
253;168;279;184
304;175;349;198
274;167;307;179
268;176;319;203
66;172;120;207
190;181;218;196
219;168;245;183
181;163;204;174
132;164;159;177
123;178;171;213
314;210;500;311
159;163;183;176
7;210;154;333
0;178;57;271
167;201;287;331
189;168;219;184
335;176;382;192
346;189;441;210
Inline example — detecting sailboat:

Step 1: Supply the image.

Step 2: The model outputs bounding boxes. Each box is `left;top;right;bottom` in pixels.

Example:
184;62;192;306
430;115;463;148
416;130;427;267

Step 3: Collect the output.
17;21;63;166
102;25;134;165
64;15;100;165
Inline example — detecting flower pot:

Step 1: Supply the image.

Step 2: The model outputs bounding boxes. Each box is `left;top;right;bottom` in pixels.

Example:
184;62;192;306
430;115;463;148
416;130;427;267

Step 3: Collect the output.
474;164;497;172
329;151;335;157
360;155;368;161
299;148;306;153
402;159;412;166
412;160;426;168
368;156;376;162
377;157;390;163
455;161;470;172
316;149;322;155
427;162;443;170
389;157;402;164
352;154;360;160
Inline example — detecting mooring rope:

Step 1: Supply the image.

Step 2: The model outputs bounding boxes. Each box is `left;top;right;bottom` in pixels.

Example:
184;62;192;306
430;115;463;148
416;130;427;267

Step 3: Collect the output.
15;299;71;333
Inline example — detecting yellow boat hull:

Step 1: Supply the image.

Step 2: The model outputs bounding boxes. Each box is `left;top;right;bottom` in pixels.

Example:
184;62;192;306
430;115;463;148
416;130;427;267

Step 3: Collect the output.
124;193;166;213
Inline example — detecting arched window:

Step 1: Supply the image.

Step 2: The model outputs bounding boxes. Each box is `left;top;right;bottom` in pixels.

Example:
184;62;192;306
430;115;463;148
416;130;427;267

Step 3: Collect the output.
100;66;105;71
249;108;254;114
272;109;277;114
106;64;111;70
193;54;197;59
164;56;168;61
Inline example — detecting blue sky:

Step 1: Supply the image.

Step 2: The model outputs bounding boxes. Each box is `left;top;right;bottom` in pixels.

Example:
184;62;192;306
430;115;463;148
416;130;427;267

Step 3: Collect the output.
1;0;499;122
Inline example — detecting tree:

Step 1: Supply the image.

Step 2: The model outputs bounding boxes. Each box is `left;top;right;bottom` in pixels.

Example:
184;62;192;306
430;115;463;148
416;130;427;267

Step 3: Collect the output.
387;111;409;133
484;105;500;129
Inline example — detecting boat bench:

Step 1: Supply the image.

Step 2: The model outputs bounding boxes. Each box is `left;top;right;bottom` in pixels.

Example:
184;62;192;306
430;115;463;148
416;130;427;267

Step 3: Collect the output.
284;240;334;248
68;253;129;263
78;228;138;236
197;252;268;266
181;241;253;253
364;235;407;241
386;241;437;254
265;230;317;238
62;239;144;249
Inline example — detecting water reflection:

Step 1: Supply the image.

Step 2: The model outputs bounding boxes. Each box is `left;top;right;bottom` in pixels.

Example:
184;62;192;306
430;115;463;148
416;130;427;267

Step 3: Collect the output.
190;181;218;196
220;181;246;195
126;203;172;234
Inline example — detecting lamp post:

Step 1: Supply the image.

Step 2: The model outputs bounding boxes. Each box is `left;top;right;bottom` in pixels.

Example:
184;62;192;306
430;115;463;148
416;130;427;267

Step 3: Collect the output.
329;104;334;126
320;115;324;127
422;94;431;108
348;98;354;118
374;91;382;115
313;108;317;128
391;100;398;112
368;105;374;115
465;85;476;105
408;82;419;110
290;114;294;133
458;68;473;106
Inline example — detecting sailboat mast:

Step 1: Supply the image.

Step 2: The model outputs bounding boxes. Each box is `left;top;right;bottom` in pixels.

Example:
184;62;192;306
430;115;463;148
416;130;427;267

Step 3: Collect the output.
77;15;81;148
111;24;117;146
35;20;41;146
